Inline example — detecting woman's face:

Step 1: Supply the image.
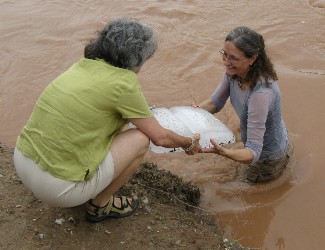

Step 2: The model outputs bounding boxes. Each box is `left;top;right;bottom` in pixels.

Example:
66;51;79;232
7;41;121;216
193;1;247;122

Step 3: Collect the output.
221;41;255;79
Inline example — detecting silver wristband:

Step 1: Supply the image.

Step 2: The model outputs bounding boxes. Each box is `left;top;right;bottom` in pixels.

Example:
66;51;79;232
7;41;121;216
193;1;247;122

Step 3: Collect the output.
184;136;195;152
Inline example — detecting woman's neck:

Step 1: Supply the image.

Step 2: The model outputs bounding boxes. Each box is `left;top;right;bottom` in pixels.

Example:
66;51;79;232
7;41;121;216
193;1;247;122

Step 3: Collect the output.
237;77;251;90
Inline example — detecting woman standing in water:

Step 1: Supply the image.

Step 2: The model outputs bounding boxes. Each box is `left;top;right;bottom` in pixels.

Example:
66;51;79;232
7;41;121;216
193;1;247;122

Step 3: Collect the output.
197;26;293;183
14;17;201;223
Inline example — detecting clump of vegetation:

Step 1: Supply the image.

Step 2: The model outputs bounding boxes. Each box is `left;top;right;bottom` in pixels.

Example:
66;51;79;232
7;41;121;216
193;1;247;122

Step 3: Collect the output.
120;161;200;208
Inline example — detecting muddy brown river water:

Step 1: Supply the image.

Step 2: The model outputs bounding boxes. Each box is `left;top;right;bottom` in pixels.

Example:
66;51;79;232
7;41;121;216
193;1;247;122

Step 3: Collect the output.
1;1;325;249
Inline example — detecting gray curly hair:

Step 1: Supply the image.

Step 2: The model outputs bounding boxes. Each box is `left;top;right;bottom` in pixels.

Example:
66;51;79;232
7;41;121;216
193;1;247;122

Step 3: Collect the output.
84;17;157;70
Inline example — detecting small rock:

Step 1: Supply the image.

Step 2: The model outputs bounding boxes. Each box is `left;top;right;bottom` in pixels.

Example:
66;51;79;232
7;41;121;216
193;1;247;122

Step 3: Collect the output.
55;218;65;225
37;234;45;240
142;197;149;205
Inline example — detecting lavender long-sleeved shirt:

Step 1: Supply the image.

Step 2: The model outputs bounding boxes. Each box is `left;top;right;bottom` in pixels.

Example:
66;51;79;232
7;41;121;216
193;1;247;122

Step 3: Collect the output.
211;74;288;163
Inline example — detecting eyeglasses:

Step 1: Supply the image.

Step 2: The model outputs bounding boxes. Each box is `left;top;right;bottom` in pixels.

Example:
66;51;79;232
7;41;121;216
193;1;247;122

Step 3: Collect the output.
219;50;240;64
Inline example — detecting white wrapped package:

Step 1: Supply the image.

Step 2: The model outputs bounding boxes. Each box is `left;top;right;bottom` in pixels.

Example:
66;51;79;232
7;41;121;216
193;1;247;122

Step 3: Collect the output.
149;106;235;153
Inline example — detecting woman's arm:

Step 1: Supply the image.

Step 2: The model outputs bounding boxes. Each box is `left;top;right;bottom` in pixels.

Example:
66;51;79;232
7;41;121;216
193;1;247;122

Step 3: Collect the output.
203;90;273;164
130;116;201;154
194;74;230;114
204;138;254;164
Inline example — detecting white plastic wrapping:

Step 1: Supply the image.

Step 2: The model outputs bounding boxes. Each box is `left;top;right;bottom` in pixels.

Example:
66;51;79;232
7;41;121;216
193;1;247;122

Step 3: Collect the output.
148;106;235;153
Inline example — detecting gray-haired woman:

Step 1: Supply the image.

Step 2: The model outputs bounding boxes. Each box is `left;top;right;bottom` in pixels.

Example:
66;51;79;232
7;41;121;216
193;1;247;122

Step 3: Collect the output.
196;26;293;183
14;18;201;223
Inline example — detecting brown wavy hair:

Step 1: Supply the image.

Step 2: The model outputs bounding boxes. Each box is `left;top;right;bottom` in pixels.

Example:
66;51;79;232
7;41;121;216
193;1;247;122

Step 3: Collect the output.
226;26;278;89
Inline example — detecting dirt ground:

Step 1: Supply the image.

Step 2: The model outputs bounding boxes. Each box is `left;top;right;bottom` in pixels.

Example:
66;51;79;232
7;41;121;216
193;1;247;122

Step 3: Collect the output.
0;143;251;250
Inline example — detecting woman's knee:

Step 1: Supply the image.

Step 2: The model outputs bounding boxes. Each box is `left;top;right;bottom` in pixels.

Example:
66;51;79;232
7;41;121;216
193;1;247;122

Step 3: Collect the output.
127;128;149;147
139;131;150;154
133;129;150;153
111;128;150;157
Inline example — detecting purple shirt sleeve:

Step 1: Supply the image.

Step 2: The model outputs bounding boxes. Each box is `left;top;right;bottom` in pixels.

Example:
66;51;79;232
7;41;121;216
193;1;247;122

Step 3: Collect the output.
246;89;274;163
210;74;230;112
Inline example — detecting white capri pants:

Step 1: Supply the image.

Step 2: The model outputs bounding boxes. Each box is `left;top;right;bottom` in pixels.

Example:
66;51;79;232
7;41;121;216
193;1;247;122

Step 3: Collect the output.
14;148;115;208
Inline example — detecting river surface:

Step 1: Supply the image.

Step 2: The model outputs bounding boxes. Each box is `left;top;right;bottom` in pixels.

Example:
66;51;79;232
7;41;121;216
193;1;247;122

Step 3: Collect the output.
1;1;325;249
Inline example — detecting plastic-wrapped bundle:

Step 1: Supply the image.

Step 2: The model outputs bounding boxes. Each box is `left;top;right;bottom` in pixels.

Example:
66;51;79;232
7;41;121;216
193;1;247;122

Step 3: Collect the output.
148;106;235;153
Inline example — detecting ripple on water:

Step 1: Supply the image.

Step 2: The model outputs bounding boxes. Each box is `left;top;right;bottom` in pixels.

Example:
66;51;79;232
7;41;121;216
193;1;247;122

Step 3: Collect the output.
309;0;325;8
308;0;325;15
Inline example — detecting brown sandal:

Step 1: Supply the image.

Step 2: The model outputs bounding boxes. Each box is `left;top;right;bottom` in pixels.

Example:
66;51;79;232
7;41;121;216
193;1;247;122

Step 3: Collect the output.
85;195;138;223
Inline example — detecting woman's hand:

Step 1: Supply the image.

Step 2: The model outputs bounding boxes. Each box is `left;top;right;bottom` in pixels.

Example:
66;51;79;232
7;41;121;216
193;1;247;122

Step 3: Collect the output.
191;99;217;114
191;102;201;108
183;133;201;155
202;138;226;155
